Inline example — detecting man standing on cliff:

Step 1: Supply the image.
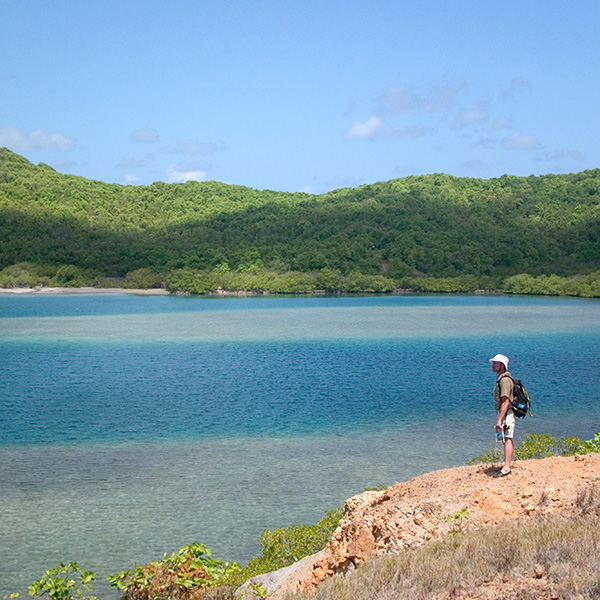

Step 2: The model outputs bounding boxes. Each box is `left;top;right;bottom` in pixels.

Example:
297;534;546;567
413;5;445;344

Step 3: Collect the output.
490;353;514;477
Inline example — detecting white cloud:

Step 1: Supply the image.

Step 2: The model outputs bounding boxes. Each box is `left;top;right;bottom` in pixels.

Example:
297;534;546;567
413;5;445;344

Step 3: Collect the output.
503;132;540;150
131;127;159;143
124;174;142;184
345;116;434;141
0;126;75;151
166;162;207;183
345;116;385;140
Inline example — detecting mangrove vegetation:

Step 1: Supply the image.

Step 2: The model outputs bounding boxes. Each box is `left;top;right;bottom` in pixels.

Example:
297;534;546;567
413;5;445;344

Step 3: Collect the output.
1;148;599;295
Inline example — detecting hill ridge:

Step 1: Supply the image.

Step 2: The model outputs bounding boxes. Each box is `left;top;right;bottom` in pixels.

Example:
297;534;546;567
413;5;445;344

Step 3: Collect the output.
1;148;599;282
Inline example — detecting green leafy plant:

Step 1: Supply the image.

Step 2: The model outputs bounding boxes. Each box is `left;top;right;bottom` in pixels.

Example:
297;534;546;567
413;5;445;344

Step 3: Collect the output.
469;432;600;465
28;563;95;600
445;509;469;535
238;583;267;599
108;543;240;600
513;433;557;460
232;508;343;584
578;432;600;454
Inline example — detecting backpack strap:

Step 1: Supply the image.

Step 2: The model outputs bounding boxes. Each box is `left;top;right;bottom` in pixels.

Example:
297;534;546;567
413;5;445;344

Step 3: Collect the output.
496;373;514;401
496;372;512;389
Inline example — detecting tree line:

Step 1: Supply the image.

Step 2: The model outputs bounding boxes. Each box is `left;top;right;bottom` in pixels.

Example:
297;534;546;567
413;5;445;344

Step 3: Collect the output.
1;148;599;295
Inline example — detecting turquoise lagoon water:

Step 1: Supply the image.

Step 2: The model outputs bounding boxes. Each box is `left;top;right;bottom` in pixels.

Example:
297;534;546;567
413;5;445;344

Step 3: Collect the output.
1;293;599;598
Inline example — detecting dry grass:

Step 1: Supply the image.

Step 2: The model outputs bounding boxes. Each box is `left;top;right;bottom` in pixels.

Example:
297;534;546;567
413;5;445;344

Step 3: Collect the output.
286;510;600;600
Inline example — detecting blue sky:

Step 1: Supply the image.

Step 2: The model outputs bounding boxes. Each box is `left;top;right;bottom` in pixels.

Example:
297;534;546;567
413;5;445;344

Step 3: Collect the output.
2;1;599;193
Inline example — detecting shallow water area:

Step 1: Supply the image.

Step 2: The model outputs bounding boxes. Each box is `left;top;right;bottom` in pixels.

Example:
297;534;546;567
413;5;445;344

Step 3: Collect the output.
1;293;599;598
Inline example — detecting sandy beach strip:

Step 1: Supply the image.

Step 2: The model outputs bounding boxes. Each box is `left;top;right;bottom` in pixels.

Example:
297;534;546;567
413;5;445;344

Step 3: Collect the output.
0;286;171;296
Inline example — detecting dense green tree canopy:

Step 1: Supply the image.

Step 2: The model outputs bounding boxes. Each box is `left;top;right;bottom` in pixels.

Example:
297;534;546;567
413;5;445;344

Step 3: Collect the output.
1;148;599;293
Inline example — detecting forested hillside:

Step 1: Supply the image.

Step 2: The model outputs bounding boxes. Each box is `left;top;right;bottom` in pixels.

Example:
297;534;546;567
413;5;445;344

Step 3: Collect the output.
1;148;599;295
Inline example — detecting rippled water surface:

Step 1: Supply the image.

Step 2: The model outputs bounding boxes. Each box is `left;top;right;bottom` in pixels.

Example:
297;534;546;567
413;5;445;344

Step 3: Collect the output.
1;293;599;598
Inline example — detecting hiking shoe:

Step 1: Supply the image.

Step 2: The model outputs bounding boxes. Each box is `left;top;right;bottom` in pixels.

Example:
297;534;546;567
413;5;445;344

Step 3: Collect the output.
493;469;511;478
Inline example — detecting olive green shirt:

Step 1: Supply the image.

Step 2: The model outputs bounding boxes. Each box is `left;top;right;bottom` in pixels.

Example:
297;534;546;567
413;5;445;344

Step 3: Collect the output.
494;371;514;412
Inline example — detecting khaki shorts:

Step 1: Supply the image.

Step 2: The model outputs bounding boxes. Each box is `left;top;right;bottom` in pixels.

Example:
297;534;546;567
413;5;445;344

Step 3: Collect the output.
502;410;516;439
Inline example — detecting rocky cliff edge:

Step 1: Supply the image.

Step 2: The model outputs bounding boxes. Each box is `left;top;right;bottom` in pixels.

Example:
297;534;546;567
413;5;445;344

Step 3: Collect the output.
237;453;600;598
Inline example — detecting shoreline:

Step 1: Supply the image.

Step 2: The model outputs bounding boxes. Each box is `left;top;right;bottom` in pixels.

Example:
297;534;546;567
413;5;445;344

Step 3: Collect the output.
0;286;171;296
0;286;507;298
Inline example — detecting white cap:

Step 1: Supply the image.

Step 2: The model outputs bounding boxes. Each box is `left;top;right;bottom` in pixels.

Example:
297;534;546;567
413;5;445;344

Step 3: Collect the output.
489;354;509;368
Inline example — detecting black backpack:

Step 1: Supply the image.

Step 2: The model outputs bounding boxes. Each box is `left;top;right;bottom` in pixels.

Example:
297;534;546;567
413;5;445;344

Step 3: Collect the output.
507;376;532;418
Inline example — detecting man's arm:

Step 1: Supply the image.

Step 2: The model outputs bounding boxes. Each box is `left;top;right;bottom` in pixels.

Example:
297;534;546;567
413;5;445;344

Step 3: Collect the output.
496;396;510;430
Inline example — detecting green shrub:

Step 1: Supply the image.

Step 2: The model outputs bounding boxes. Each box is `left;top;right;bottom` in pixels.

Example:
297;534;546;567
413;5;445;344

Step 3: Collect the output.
469;432;600;465
28;562;96;600
0;263;102;288
123;268;165;289
504;272;600;298
231;508;343;584
578;432;600;453
108;543;240;600
0;262;51;288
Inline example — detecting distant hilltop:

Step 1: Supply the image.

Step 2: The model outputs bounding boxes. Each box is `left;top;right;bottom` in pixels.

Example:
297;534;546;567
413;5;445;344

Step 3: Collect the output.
1;148;599;296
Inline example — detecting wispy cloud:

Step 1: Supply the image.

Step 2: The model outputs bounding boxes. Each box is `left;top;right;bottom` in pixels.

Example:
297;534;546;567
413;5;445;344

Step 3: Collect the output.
131;127;159;143
502;132;540;150
454;96;490;128
547;148;584;161
345;81;462;142
0;126;75;151
501;77;532;98
460;159;487;171
474;131;541;151
116;157;147;169
344;76;567;176
376;81;465;115
345;116;434;141
492;116;513;130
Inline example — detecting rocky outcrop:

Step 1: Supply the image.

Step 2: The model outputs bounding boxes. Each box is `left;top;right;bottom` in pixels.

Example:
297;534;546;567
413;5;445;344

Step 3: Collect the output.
239;453;600;599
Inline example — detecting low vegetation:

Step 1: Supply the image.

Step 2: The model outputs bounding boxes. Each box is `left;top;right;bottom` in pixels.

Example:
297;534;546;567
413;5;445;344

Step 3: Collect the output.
105;508;343;600
288;508;600;600
107;543;239;600
468;431;600;465
23;562;95;600
13;433;599;600
4;260;600;298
